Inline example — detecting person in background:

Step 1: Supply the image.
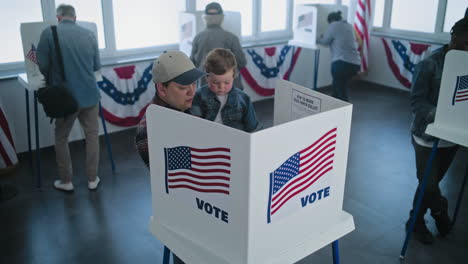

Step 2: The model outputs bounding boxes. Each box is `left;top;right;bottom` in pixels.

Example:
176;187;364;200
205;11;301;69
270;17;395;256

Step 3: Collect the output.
135;50;205;264
190;2;246;89
317;11;361;102
406;10;468;245
37;4;101;192
191;48;259;132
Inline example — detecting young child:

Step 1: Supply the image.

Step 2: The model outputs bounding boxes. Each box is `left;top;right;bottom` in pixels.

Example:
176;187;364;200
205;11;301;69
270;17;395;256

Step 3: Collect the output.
191;48;259;132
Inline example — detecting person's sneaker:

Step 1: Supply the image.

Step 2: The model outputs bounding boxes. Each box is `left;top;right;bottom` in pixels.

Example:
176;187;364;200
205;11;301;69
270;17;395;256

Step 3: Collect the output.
88;176;100;190
54;180;74;192
433;212;452;237
406;219;434;245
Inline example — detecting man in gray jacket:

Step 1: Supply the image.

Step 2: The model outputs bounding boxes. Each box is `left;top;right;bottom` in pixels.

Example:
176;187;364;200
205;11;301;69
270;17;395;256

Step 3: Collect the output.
37;4;101;192
190;2;246;89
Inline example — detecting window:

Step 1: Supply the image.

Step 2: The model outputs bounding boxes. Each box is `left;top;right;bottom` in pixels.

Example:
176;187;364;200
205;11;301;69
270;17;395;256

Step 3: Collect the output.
196;0;253;36
56;0;106;49
0;0;42;64
390;0;438;33
373;0;385;28
261;0;287;32
294;0;336;4
113;0;186;50
444;0;468;32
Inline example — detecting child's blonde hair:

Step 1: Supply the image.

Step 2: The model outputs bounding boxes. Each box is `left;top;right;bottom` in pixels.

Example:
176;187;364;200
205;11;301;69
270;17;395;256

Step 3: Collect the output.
204;48;237;76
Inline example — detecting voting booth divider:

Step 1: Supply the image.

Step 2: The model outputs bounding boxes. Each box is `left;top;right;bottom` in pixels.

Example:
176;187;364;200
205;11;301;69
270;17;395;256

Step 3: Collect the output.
178;11;242;56
147;80;355;263
400;50;468;259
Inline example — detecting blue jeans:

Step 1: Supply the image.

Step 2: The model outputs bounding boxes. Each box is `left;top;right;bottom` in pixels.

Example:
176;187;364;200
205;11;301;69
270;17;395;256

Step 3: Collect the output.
331;60;360;102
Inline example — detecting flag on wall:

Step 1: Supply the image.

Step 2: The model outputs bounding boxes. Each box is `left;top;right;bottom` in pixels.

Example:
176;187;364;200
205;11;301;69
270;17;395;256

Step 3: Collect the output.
98;62;156;127
267;128;337;223
164;146;231;195
381;38;438;89
0;101;18;169
354;0;371;72
240;45;302;97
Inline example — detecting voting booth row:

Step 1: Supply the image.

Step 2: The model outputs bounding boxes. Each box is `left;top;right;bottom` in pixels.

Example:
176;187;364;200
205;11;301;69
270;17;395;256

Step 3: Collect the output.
147;79;355;264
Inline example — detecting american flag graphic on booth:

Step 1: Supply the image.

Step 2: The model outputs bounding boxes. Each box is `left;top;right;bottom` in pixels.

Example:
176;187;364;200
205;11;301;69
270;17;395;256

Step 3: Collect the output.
452;75;468;105
164;146;231;195
297;12;313;29
181;21;193;40
267;128;337;223
26;44;38;64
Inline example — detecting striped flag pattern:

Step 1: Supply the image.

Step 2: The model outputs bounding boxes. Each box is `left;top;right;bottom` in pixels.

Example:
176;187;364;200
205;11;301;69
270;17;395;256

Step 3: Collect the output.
0;103;18;169
164;146;231;195
26;44;38;64
267;128;337;223
453;75;468;105
354;0;371;72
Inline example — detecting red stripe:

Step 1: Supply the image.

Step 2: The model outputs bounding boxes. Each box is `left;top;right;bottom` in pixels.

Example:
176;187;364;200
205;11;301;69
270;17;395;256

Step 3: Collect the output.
0;139;13;166
239;67;275;96
455;97;468;102
191;154;230;160
191;167;230;174
300;128;337;154
168;178;230;188
358;0;365;10
366;0;372;17
381;38;411;88
271;166;333;215
456;90;468;95
168;185;229;195
101;103;148;127
191;160;230;167
300;148;335;175
456;94;468;98
272;157;334;204
191;147;230;153
0;108;15;151
168;172;230;181
283;47;302;80
354;25;364;40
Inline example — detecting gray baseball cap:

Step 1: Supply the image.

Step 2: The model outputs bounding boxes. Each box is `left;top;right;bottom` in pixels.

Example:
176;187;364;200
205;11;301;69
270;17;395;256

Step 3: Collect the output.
152;51;205;85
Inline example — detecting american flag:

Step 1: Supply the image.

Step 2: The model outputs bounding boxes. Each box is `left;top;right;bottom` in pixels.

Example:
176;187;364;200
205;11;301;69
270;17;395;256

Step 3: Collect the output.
164;146;231;195
297;12;313;29
181;21;193;40
354;0;371;72
267;128;337;223
452;75;468;105
26;44;38;64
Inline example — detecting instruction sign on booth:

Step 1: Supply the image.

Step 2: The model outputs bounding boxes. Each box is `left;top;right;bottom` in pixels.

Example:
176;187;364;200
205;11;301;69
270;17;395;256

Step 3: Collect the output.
147;80;355;264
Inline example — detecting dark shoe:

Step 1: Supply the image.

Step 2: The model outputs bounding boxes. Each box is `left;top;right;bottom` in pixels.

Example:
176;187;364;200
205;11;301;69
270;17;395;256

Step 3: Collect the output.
433;212;452;237
406;219;434;245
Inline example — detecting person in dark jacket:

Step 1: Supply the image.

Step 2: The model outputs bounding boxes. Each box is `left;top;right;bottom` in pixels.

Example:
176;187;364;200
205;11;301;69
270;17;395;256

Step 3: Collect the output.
407;10;468;245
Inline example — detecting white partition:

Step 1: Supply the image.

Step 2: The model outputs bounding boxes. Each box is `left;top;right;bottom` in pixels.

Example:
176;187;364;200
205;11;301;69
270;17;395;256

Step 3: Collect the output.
147;80;354;264
178;11;241;56
426;50;468;147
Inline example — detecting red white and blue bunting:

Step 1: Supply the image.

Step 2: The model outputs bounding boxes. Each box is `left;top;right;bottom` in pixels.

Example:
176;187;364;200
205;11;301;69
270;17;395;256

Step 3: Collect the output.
98;62;155;127
240;45;302;96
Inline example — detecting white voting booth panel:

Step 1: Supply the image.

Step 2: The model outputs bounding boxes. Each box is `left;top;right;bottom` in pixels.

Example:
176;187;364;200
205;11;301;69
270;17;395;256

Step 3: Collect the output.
289;4;348;49
147;80;354;264
426;50;468;147
178;11;241;56
20;21;99;91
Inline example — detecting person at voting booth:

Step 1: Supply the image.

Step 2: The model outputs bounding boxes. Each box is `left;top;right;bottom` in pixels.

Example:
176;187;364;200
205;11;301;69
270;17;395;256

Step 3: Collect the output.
36;4;101;192
190;2;246;89
317;11;361;102
191;48;259;132
135;50;205;264
407;11;468;245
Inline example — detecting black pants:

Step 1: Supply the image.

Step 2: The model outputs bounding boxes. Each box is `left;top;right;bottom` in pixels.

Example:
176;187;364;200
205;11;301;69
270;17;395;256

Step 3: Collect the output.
411;139;458;218
331;60;360;102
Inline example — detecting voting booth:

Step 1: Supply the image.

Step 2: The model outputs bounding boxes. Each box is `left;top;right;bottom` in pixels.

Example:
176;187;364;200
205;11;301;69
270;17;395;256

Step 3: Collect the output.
178;11;241;56
147;80;355;263
426;50;468;147
289;4;348;49
20;21;99;90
